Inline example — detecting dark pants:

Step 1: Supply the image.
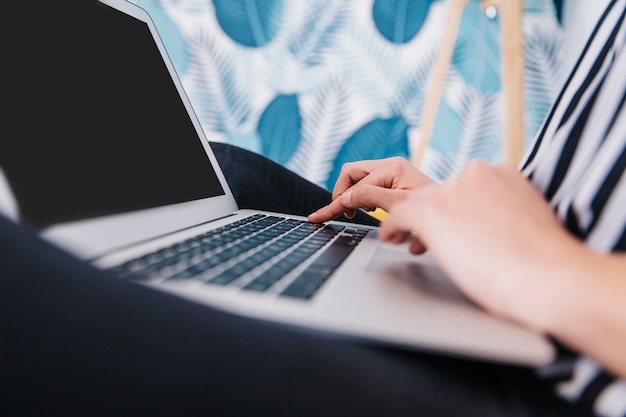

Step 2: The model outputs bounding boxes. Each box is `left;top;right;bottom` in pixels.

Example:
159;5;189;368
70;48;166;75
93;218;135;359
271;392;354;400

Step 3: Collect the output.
210;142;379;226
0;143;591;417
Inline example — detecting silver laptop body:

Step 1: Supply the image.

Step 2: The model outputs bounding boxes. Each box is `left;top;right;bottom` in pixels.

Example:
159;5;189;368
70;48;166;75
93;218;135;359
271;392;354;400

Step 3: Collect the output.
32;0;554;367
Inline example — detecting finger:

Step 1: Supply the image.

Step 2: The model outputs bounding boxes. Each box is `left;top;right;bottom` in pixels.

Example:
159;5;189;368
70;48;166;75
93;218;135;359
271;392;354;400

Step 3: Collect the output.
347;184;408;213
335;164;398;200
310;181;409;223
308;196;353;223
409;237;427;254
331;160;388;200
328;168;394;221
378;226;411;245
378;198;420;243
309;184;393;223
331;164;369;200
493;161;519;176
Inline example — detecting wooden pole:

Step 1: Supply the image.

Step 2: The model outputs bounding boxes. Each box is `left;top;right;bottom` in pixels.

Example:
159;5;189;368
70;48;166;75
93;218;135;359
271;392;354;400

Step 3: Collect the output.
373;0;525;222
411;0;471;168
482;0;525;165
411;0;525;168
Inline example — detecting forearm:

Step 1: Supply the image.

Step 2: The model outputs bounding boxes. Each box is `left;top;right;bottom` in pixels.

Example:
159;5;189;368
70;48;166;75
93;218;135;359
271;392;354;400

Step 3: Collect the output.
524;241;626;378
377;161;626;378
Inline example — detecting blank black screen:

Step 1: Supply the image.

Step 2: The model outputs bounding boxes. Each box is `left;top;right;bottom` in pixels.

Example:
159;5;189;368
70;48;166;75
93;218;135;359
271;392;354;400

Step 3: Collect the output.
0;0;224;229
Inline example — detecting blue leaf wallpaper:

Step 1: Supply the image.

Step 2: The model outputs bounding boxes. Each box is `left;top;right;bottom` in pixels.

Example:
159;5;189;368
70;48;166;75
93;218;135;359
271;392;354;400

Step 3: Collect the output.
130;0;563;186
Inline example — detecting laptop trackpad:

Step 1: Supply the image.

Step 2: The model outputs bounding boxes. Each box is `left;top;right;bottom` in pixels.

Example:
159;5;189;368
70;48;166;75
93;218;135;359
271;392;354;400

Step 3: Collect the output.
366;246;474;305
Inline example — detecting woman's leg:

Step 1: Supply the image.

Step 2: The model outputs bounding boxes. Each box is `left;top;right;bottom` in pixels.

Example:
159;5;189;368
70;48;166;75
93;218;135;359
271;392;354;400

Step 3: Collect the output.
210;142;379;226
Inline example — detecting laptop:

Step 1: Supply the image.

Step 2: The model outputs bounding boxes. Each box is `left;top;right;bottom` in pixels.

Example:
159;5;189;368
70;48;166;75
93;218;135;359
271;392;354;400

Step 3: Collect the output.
0;0;554;367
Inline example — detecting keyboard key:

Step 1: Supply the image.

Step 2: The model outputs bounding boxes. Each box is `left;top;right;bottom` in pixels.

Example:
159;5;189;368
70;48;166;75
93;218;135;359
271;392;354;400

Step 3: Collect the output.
110;215;368;301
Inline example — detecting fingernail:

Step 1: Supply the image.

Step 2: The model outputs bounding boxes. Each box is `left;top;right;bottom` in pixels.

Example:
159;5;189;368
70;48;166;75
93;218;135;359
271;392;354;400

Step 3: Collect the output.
341;190;352;206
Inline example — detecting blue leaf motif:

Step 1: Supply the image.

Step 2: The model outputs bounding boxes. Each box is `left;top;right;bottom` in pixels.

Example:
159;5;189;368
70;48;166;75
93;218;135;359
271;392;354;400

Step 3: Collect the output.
452;1;501;93
133;0;188;75
425;80;503;181
287;1;350;67
327;117;410;189
212;0;283;47
185;31;252;133
372;0;434;44
258;94;302;165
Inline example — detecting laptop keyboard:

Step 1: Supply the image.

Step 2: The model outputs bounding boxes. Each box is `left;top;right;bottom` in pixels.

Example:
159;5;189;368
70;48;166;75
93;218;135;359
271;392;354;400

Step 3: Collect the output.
109;214;369;300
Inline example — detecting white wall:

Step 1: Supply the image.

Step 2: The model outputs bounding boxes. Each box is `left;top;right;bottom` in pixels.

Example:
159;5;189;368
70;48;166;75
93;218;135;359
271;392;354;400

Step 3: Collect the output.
560;0;612;77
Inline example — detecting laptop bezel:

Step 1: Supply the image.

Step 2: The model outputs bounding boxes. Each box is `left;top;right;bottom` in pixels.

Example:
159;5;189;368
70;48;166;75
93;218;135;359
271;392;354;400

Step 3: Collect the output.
42;0;240;261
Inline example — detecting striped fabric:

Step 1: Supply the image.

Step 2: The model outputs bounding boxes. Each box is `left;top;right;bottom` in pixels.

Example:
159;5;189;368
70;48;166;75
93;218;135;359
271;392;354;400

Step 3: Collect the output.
521;1;626;416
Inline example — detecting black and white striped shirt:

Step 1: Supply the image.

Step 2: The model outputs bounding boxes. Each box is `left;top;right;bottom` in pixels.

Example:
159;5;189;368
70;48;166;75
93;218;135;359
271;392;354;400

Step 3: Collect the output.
521;1;626;416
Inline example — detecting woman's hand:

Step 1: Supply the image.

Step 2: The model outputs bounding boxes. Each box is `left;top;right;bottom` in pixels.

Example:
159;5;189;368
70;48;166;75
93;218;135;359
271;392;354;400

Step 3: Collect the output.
379;160;575;324
379;160;626;378
308;157;434;223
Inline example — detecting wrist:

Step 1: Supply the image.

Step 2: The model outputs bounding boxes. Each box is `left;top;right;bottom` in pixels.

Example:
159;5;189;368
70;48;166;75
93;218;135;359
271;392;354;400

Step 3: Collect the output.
517;235;619;346
505;232;592;334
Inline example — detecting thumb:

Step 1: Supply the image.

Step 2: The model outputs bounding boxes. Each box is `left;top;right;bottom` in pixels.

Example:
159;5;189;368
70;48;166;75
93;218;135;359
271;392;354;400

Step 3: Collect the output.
342;184;407;213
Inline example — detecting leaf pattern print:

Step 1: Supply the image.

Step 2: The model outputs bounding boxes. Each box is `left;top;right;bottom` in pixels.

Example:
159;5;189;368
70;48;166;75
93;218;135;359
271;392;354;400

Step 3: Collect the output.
523;18;563;143
286;0;352;66
129;0;564;189
424;70;502;180
258;94;302;165
452;1;501;93
372;0;434;44
287;76;353;186
184;27;253;134
212;0;283;47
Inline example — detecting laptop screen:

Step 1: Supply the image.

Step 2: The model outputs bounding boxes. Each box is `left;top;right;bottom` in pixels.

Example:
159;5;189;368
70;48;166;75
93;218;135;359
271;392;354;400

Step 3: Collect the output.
0;0;224;230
